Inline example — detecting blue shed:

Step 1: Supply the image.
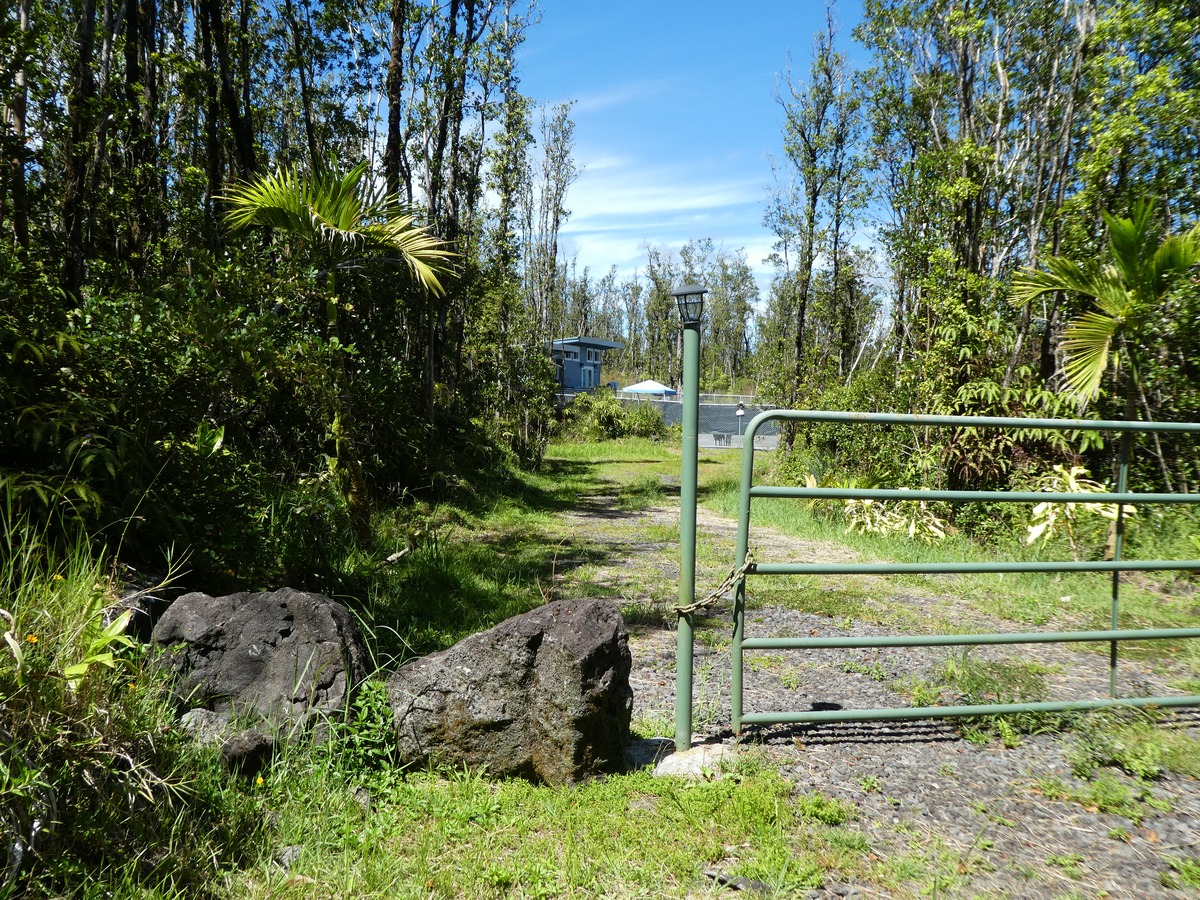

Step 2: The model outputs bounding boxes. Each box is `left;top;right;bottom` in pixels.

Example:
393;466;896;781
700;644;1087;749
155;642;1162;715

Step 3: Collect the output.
550;336;624;391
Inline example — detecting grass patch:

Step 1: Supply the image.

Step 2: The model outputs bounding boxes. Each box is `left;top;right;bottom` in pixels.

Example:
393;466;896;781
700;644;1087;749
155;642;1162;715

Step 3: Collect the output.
1046;852;1085;880
231;762;853;898
889;649;1066;746
616;473;667;510
630;712;674;740
1033;772;1171;825
1067;709;1200;780
842;658;889;681
750;582;879;622
1164;857;1200;891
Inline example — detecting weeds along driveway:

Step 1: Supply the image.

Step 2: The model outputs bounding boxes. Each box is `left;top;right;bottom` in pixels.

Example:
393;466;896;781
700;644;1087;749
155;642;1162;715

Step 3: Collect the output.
553;474;1200;899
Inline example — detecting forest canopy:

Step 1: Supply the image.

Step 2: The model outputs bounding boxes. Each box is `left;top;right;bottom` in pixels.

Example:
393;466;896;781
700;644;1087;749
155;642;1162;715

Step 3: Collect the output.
2;0;1198;583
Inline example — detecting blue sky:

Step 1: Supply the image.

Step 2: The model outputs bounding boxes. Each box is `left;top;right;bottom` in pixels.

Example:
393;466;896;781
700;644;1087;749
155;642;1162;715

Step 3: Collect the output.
516;0;865;295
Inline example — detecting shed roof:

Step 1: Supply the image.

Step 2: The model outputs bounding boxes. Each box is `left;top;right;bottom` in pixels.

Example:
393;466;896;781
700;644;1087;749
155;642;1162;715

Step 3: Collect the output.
550;336;625;351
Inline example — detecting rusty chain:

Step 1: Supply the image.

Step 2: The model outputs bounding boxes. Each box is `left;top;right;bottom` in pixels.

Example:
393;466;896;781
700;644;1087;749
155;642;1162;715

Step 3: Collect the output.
673;549;756;617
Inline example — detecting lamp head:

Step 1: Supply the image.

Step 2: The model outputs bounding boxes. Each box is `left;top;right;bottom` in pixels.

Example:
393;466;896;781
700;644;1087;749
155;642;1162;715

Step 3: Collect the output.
672;283;707;326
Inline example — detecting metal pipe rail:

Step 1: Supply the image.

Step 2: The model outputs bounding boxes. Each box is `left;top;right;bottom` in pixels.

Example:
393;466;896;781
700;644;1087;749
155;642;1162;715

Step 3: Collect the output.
673;409;1200;743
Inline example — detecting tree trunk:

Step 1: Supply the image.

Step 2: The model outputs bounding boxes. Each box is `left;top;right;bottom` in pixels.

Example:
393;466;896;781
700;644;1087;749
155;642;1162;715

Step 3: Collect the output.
382;0;408;195
281;0;318;163
63;0;98;296
4;0;31;249
200;0;255;177
426;0;461;226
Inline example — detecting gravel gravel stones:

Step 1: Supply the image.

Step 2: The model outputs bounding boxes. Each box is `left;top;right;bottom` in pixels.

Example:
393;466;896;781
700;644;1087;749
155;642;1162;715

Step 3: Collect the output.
571;500;1200;897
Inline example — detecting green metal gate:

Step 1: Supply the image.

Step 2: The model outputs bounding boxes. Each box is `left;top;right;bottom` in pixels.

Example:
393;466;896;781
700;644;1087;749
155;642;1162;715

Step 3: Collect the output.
675;410;1200;746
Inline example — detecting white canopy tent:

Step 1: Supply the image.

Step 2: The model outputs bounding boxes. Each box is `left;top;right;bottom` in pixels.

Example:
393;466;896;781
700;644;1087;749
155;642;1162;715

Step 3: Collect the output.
622;379;677;396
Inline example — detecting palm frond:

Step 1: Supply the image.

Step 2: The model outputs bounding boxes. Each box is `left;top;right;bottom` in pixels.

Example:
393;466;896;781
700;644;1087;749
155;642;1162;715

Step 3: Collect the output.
221;160;454;294
222;166;314;233
368;216;456;295
1102;201;1158;293
1010;256;1129;317
1010;198;1200;411
1009;265;1070;305
1060;309;1120;402
1148;230;1200;298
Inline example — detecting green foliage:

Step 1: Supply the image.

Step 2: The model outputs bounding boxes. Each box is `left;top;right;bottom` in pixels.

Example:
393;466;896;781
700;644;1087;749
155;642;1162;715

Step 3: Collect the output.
842;495;948;544
325;679;398;773
623;401;670;440
792;792;856;826
1035;773;1169;826
899;649;1067;744
1;502;138;696
0;504;263;896
774;364;912;487
0;256;114;531
1024;464;1136;559
1012;200;1200;405
1066;709;1200;782
560;391;667;442
222;160;454;296
1165;857;1200;891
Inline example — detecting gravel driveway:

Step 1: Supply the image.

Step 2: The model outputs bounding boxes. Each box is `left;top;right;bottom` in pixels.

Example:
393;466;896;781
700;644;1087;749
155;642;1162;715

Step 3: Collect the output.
563;496;1200;898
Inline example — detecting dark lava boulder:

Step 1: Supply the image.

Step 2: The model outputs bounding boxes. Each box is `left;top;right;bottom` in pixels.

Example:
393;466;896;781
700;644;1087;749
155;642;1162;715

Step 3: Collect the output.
387;599;633;785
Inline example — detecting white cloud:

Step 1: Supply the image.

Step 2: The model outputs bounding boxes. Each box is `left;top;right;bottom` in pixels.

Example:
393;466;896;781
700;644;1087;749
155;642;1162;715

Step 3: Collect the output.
556;151;779;298
567;79;677;115
567;162;761;223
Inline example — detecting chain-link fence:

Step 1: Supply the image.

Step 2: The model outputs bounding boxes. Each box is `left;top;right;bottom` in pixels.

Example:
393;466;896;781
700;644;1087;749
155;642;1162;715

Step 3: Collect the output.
623;397;780;450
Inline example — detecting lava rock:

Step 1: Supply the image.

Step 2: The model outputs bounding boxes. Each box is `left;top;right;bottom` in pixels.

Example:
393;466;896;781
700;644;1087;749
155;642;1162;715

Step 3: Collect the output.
151;587;369;733
387;599;633;784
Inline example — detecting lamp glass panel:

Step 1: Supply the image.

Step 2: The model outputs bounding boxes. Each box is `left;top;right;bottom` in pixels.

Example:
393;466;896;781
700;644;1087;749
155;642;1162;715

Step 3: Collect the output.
675;292;704;323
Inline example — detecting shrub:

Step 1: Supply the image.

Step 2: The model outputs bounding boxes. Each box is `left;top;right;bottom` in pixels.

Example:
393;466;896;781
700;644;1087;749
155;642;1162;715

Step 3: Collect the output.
561;391;666;441
0;501;263;895
623;401;668;439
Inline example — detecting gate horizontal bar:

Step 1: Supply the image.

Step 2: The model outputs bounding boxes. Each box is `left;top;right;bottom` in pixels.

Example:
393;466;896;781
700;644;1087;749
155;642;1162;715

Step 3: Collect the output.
751;559;1200;576
750;486;1200;505
713;407;1200;745
739;694;1200;726
742;408;1200;436
740;627;1200;650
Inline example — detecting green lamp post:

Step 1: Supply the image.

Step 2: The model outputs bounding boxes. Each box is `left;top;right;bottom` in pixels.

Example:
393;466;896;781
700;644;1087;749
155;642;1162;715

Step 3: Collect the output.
673;282;707;751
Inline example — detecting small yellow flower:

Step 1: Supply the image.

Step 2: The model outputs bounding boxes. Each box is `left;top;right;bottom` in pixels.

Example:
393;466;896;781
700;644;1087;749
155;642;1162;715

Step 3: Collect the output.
128;682;137;690
25;634;38;645
256;775;265;787
51;574;64;581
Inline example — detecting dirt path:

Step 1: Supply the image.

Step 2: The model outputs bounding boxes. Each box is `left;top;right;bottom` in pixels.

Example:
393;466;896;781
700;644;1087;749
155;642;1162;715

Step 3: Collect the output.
560;494;1200;899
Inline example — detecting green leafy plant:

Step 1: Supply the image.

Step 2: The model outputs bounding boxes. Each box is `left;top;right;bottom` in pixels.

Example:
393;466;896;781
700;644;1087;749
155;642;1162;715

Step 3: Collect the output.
842;494;948;543
61;606;136;693
328;679;398;773
561;390;666;441
1;610;31;690
1;499;262;893
1063;709;1200;781
1012;200;1200;406
2;522;136;695
1025;464;1136;558
222;159;454;531
1035;772;1168;825
1165;857;1200;890
842;658;888;681
1046;852;1084;880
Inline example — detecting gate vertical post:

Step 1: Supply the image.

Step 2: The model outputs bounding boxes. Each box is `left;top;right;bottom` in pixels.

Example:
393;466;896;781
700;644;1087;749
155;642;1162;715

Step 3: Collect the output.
1110;431;1132;696
732;416;757;735
674;284;706;752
